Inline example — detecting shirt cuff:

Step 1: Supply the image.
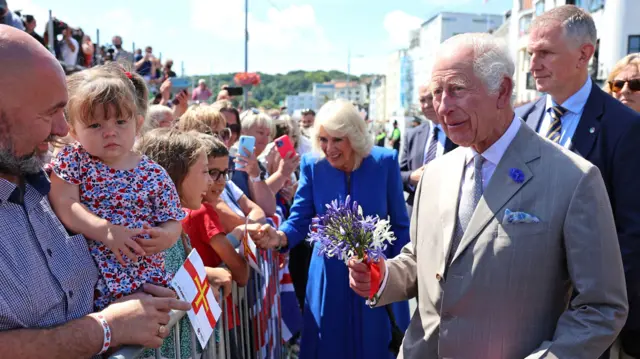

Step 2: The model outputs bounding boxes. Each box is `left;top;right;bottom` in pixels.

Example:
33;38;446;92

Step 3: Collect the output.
366;261;389;307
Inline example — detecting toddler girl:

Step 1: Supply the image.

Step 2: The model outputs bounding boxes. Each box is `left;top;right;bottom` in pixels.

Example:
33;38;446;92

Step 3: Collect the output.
49;64;184;309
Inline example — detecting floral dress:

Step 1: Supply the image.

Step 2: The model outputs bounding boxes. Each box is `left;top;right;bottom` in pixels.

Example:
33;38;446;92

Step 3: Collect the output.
52;142;185;309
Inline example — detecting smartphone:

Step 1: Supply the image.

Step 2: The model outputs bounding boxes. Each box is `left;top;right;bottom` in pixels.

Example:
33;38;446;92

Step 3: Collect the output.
237;135;256;168
274;135;296;158
226;86;244;96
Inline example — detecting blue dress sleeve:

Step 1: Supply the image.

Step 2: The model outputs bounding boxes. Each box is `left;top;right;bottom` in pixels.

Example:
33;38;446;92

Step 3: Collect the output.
279;155;316;250
385;150;410;258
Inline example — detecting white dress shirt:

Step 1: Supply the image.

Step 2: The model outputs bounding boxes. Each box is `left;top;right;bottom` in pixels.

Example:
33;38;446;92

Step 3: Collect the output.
538;77;592;149
369;117;522;306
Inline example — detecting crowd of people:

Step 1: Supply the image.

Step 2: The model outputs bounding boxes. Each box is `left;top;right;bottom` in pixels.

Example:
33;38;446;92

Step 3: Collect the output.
2;3;640;359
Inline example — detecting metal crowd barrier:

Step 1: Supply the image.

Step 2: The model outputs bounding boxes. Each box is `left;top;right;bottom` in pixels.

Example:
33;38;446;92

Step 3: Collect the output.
109;249;284;359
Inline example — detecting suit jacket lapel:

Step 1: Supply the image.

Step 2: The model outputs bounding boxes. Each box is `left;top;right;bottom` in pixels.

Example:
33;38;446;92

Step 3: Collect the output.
439;148;466;273
571;83;604;158
412;123;430;168
450;123;541;264
525;97;546;132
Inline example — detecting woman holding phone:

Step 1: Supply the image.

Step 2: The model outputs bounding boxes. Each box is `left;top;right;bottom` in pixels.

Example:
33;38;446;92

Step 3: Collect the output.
231;109;300;217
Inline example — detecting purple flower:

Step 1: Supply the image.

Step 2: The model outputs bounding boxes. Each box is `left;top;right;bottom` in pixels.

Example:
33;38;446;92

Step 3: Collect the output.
306;196;396;262
509;168;525;184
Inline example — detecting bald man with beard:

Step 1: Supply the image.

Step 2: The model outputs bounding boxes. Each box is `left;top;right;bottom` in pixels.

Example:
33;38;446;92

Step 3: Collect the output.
0;25;190;357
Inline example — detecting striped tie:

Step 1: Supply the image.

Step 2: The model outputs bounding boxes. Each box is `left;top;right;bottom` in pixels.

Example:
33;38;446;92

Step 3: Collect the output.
546;105;567;143
423;126;439;165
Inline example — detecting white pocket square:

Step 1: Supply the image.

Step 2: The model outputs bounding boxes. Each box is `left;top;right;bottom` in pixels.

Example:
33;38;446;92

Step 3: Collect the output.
503;209;540;224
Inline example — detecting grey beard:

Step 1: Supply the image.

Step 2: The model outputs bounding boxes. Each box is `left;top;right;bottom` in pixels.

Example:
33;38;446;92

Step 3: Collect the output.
0;148;46;176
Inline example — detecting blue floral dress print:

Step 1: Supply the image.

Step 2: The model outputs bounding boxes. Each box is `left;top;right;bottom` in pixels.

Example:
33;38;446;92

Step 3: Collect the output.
52;142;186;309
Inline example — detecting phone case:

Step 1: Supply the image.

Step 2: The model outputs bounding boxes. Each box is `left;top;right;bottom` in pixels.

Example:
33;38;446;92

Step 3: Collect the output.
274;135;296;158
237;136;256;168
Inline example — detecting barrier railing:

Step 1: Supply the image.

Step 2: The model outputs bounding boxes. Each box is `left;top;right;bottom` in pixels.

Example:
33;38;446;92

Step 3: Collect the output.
109;249;284;359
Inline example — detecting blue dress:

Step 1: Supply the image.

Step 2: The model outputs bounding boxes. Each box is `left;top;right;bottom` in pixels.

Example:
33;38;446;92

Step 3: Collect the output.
279;146;411;359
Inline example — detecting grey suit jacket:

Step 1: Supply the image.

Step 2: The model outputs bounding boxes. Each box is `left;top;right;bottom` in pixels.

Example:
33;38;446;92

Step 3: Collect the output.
400;121;456;207
378;121;628;359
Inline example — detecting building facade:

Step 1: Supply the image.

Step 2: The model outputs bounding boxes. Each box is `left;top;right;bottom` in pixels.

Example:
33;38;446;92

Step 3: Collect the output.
284;92;317;114
409;12;504;109
334;81;368;105
368;76;386;122
508;0;640;104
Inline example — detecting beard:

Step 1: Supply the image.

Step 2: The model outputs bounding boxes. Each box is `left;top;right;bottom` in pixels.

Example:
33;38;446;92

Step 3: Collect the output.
0;146;47;176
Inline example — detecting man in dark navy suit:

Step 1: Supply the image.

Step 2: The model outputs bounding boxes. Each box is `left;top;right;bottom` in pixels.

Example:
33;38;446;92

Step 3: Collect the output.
515;6;640;357
400;85;456;214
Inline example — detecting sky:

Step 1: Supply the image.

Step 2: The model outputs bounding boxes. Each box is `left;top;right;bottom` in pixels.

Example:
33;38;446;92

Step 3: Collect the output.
13;0;512;76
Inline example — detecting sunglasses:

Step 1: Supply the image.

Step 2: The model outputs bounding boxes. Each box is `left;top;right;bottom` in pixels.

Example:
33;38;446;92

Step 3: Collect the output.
608;79;640;93
227;123;241;134
205;128;232;142
208;169;233;182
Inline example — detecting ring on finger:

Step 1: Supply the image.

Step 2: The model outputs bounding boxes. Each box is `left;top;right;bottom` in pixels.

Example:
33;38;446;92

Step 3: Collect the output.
157;325;167;336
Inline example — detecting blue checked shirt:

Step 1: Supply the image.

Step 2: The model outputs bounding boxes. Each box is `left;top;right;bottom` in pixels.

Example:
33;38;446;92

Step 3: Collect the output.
0;172;98;330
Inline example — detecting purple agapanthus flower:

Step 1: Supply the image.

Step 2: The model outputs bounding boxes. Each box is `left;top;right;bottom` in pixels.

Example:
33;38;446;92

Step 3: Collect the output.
307;195;397;263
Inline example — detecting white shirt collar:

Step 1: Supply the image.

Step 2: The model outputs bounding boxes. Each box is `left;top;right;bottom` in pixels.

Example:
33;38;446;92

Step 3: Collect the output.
466;116;521;166
545;77;592;115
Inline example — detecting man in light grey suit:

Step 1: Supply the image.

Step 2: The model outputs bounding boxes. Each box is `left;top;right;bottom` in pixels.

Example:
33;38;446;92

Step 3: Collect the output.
348;33;628;359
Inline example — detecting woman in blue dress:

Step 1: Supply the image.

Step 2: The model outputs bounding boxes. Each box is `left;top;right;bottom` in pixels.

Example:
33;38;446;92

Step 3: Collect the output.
256;99;411;359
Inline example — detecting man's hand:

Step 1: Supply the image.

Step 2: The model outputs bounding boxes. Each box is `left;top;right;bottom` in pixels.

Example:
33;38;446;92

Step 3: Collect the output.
347;257;386;299
173;90;189;118
205;267;232;299
101;222;146;265
98;284;190;349
409;166;425;186
159;79;172;105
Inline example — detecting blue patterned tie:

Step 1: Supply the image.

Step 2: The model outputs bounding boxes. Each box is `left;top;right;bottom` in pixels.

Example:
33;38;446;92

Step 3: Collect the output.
546;105;567;143
447;154;485;267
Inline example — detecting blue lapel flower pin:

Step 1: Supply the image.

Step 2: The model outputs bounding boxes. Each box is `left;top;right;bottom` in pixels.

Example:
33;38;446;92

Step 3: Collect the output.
509;168;525;184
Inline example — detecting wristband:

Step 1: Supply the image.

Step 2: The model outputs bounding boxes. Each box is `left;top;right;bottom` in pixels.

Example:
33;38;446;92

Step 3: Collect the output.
96;314;112;355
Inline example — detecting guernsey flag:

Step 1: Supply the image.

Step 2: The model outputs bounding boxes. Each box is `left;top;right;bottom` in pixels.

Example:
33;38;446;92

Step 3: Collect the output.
171;249;222;348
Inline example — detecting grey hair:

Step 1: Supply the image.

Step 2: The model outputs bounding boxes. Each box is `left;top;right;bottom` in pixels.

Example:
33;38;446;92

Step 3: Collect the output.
142;105;174;135
440;33;515;94
531;5;597;47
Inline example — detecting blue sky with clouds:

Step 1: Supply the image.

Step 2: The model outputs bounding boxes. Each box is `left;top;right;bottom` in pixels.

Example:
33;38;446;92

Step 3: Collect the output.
13;0;511;75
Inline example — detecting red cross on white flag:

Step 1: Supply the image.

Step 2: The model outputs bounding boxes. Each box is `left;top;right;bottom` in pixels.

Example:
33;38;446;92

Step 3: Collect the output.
171;249;222;348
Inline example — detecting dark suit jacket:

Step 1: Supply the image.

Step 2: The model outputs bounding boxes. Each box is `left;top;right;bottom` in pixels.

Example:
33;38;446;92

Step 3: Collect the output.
516;83;640;349
400;122;456;206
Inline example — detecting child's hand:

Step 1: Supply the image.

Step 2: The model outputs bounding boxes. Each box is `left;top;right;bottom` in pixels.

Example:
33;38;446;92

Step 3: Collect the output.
103;223;146;265
136;224;180;255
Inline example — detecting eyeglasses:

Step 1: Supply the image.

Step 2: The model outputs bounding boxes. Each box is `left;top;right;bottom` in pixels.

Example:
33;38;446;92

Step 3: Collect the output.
212;128;232;142
227;123;241;134
608;79;640;93
208;169;233;182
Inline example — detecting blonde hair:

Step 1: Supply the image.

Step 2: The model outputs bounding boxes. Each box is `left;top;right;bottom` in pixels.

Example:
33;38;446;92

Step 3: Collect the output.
177;105;226;134
312;99;373;170
604;53;640;94
66;64;139;130
240;110;274;138
135;128;205;190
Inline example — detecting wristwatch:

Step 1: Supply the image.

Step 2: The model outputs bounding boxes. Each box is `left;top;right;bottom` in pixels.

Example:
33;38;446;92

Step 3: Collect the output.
250;170;267;183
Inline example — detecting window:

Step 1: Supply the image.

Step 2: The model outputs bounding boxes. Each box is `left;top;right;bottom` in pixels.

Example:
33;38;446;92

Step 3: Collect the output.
519;14;533;36
526;73;536;90
535;1;544;16
629;35;640;54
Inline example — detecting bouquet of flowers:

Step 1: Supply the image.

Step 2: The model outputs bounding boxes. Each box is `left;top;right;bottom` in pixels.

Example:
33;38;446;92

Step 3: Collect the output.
307;195;404;355
233;72;261;87
307;195;396;295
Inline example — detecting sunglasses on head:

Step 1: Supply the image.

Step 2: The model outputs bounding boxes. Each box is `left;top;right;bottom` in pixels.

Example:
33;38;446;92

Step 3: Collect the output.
208;168;233;182
608;79;640;93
